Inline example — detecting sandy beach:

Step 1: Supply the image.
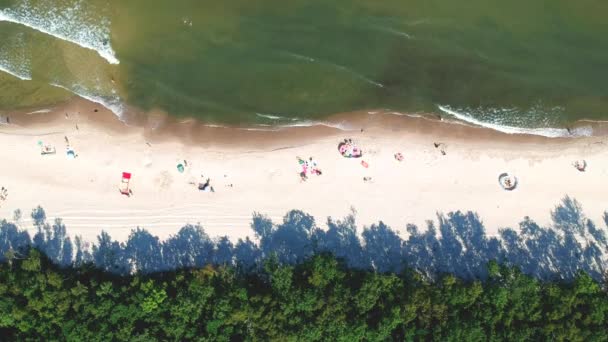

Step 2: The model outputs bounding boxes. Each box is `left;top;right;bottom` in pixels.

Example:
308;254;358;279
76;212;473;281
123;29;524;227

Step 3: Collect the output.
0;99;606;243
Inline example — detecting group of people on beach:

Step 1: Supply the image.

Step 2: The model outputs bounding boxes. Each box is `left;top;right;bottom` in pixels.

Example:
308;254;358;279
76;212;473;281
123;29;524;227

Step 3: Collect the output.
297;156;322;182
295;138;407;184
338;139;363;158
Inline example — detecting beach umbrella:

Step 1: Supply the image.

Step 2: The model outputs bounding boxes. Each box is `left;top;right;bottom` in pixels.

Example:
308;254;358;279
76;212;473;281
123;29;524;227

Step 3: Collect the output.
66;149;76;159
177;163;185;173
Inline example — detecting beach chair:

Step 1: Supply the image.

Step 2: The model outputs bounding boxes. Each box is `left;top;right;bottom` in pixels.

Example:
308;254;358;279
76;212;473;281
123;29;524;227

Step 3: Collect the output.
41;145;56;155
119;172;132;196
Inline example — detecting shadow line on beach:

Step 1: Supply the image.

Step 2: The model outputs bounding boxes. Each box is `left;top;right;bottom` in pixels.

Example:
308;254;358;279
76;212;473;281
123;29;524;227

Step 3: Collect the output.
0;196;606;281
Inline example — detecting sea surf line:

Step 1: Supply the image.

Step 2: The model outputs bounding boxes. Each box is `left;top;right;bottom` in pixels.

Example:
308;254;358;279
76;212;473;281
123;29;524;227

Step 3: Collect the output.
437;105;592;138
0;9;119;64
49;82;123;117
0;63;31;81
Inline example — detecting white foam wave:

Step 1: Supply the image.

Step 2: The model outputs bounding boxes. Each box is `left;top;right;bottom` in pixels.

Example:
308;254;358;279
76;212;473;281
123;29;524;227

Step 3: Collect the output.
282;51;316;63
237;127;277;131
279;120;355;131
0;63;31;80
235;120;354;132
27;109;52;114
373;26;413;39
255;113;283;120
0;2;119;64
437;105;591;138
579;119;608;124
50;82;123;116
255;112;299;121
384;111;425;118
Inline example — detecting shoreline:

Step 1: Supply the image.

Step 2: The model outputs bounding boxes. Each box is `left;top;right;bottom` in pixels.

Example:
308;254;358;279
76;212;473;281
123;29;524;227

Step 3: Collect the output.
6;95;608;140
0;97;607;243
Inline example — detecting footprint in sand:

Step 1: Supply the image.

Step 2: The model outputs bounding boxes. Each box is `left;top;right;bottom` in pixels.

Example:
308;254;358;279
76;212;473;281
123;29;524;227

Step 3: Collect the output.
268;169;279;180
155;171;173;190
143;157;152;168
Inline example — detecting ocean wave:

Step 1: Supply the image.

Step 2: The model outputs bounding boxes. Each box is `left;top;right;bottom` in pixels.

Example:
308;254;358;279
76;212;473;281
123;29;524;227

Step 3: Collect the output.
255;113;283;120
26;109;52;114
326;61;384;88
233;120;354;132
372;26;413;39
279;120;355;131
279;50;384;89
0;1;119;65
437;105;591;138
255;112;299;121
236;124;274;130
49;82;123;116
280;51;316;63
0;63;31;80
384;111;425;118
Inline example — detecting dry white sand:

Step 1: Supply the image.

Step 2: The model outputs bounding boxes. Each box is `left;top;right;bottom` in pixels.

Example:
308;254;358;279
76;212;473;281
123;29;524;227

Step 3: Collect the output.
0;103;606;243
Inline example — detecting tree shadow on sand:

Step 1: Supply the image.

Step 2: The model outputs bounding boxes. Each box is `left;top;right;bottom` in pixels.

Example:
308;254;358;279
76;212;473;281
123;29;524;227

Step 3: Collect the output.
0;196;606;281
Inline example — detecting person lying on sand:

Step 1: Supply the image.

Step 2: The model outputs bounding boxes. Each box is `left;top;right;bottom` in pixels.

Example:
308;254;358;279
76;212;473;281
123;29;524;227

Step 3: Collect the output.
198;178;215;192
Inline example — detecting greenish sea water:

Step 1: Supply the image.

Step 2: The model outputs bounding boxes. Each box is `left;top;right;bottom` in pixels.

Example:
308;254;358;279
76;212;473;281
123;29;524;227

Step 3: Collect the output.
0;0;607;134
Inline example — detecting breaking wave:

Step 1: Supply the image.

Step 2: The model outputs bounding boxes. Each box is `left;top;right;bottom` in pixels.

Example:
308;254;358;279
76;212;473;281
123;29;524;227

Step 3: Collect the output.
0;0;119;64
255;112;299;121
255;113;284;120
27;109;52;114
49;82;123;116
438;105;592;138
236;120;354;131
0;31;31;80
0;63;30;81
279;120;354;131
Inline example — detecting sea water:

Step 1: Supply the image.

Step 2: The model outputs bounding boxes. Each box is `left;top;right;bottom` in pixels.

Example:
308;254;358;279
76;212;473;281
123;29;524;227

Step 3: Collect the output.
0;0;607;133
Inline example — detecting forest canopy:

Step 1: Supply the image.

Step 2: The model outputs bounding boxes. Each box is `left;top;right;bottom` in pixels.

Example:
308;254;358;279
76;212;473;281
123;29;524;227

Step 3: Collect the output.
0;248;607;340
